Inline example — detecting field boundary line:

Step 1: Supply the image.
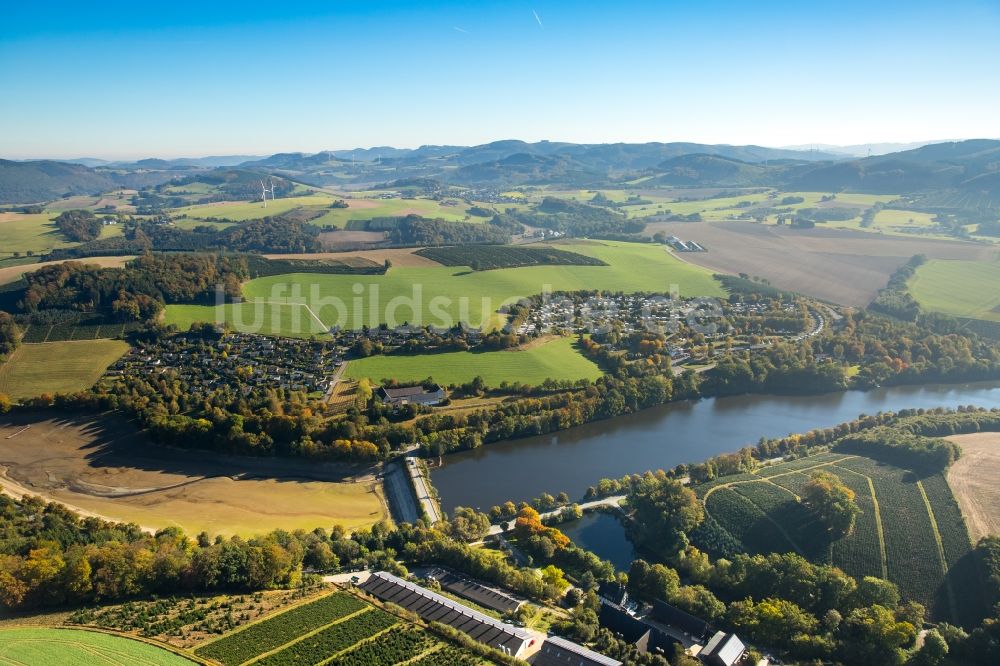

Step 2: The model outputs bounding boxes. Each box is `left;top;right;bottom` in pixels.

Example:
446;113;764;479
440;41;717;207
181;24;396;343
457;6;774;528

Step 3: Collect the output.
193;589;338;649
397;641;445;666
241;606;372;666
315;623;399;666
916;479;959;622
706;484;805;556
729;484;806;556
239;607;372;666
830;464;888;579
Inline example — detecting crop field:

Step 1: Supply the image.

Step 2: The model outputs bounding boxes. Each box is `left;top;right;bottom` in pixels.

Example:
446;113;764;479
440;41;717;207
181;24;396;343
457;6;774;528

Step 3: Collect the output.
174;194;338;221
164;241;723;334
0;627;191;665
0;414;388;535
195;592;368;665
414;245;606;270
173;194;473;227
947;432;1000;541
698;452;979;622
642;221;1000;306
344;336;603;387
909;259;1000;322
195;590;491;666
312;197;474;227
0;211;123;256
0;340;129;400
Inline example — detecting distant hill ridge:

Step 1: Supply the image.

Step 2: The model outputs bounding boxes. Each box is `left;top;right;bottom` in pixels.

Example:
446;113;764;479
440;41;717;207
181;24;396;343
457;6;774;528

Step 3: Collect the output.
1;139;998;206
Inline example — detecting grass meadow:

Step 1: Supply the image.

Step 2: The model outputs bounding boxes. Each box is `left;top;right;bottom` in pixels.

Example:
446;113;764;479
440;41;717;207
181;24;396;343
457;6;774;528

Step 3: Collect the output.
174;194;474;226
0;340;129;400
163;241;723;335
0;211;123;256
0;628;191;665
344;336;603;386
909;259;1000;322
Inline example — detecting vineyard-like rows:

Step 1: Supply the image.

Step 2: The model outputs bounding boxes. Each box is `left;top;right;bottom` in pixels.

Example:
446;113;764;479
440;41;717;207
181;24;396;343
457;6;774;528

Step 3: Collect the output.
823;465;885;580
410;644;489;666
705;487;797;554
698;453;978;623
328;626;431;665
918;473;986;625
195;593;366;666
754;452;846;478
255;608;397;666
414;245;607;270
733;482;828;560
21;321;141;342
836;458;944;610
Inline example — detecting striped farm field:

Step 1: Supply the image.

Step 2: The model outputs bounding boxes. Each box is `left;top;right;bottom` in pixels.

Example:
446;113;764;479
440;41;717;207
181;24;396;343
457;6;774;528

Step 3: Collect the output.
194;591;490;666
195;592;367;666
909;259;1000;322
0;627;194;665
696;452;979;623
0;340;129;401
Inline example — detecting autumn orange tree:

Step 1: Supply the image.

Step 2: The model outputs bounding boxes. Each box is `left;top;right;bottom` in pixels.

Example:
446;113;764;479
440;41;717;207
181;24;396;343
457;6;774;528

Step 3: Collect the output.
802;471;860;539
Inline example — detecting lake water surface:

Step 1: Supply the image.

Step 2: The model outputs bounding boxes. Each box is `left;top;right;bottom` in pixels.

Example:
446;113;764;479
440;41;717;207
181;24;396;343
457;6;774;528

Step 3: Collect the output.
433;382;1000;512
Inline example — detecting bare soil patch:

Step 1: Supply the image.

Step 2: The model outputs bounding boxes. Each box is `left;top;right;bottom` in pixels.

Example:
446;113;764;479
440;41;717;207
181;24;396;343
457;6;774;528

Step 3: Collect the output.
316;230;388;248
0;413;388;536
947;432;1000;542
644;222;1000;306
346;199;380;210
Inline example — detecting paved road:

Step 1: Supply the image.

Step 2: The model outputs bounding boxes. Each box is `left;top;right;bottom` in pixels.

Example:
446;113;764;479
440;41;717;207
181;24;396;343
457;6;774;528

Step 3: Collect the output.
486;495;627;536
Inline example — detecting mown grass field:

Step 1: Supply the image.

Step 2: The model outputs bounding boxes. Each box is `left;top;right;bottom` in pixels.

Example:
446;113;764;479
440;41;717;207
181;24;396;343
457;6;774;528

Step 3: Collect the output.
697;452;981;624
0;340;129;400
0;627;191;665
163;241;723;335
174;194;338;221
344;336;603;386
909;259;1000;322
174;194;474;226
0;211;123;256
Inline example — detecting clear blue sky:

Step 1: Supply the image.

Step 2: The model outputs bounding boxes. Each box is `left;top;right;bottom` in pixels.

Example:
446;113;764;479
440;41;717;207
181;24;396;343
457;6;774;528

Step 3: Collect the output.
2;0;998;159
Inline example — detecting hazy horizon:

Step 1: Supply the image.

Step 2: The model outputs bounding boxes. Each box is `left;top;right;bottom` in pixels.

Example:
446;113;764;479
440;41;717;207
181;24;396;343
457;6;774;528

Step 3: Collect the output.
4;137;993;163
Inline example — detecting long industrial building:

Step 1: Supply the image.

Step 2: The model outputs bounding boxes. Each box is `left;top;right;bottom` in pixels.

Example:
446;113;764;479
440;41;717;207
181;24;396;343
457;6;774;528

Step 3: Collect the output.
359;571;535;658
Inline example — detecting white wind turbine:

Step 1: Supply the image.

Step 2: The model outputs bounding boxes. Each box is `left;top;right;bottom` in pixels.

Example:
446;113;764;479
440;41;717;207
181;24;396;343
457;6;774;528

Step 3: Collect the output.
260;177;275;208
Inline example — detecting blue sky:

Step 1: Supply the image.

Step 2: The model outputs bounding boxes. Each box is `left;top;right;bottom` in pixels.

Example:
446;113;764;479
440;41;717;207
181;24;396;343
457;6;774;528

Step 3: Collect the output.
1;1;998;158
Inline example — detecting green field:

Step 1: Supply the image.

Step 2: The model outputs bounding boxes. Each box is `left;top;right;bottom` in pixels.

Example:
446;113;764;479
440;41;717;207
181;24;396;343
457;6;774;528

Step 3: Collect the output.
0;211;123;256
345;336;603;386
174;194;338;221
163;241;723;335
0;340;129;400
0;627;193;665
698;452;980;624
174;195;473;226
909;259;1000;322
